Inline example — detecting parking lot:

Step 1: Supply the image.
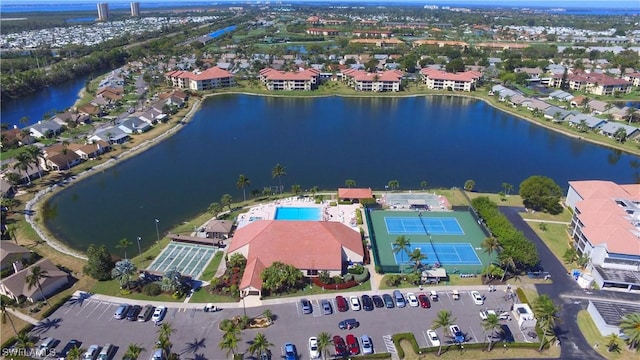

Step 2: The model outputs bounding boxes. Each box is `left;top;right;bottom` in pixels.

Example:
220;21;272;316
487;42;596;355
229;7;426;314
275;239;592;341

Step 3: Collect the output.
32;287;530;360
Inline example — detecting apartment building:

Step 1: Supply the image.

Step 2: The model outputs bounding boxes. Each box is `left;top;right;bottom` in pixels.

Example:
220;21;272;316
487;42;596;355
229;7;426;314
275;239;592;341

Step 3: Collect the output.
165;66;235;91
420;68;482;91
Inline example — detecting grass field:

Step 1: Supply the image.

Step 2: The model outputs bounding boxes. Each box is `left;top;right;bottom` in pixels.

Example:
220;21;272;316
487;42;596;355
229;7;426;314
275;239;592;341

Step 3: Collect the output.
398;339;560;359
530;223;574;272
577;310;640;360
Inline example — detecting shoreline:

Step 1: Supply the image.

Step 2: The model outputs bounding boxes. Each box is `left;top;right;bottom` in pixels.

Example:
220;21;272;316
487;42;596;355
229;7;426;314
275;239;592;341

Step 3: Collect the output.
27;88;638;259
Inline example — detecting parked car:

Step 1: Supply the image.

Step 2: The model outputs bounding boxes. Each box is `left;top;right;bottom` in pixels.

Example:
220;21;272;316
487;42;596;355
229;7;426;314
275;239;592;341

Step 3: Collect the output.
335;295;349;312
471;291;484;305
113;304;130;320
301;298;312;314
83;345;100;360
97;344;114;360
138;304;154;321
393;290;406;308
308;337;320;359
333;336;347;357
426;329;440;347
349;296;361;311
361;295;374;311
152;306;167;323
479;310;497;320
361;335;373;355
283;343;297;360
58;340;81;360
126;305;142;321
346;334;360;355
37;337;57;357
321;300;333;315
371;295;384;308
259;350;271;360
406;292;419;307
449;325;465;343
338;318;360;330
150;349;164;360
382;293;395;308
418;293;431;308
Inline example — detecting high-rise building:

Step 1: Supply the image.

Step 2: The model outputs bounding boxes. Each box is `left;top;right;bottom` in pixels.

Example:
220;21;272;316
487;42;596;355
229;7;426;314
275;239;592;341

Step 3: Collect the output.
97;3;109;21
130;2;140;17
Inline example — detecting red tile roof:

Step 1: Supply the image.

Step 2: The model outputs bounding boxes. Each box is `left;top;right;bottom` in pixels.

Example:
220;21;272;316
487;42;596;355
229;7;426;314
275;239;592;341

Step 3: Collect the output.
229;220;364;273
240;257;266;291
260;68;320;81
342;69;403;82
553;72;631;86
420;68;482;82
338;188;373;199
165;66;233;81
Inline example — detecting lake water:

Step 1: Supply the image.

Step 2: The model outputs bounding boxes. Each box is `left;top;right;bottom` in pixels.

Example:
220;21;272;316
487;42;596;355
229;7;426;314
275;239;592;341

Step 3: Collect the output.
44;94;639;253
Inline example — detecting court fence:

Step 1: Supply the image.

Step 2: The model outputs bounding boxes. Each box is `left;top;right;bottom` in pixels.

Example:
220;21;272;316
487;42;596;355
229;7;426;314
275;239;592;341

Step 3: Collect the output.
452;205;492;238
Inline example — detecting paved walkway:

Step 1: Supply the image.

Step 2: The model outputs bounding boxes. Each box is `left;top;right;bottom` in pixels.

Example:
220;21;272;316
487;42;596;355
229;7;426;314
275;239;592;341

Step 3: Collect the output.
522;219;571;225
8;308;41;326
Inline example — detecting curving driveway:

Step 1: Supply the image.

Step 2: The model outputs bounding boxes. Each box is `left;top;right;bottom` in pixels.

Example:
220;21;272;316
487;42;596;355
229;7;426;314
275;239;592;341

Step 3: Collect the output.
499;206;603;360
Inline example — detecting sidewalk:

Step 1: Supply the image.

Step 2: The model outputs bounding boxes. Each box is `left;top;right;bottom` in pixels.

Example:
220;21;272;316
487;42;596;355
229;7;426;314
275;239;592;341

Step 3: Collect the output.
7;308;41;326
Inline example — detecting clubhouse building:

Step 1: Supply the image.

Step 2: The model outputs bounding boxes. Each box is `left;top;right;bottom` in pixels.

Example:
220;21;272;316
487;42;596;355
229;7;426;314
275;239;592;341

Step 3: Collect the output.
565;180;640;291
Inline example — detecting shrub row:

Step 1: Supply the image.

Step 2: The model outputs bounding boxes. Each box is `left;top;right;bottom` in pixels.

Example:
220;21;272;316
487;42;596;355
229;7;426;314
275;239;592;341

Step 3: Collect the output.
356;208;363;224
311;277;358;290
39;294;72;318
352;267;370;283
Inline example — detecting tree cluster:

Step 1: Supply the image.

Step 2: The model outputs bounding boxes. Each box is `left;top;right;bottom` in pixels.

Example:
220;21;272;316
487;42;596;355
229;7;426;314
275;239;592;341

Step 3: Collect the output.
83;244;114;281
260;261;304;295
471;196;540;271
519;175;563;214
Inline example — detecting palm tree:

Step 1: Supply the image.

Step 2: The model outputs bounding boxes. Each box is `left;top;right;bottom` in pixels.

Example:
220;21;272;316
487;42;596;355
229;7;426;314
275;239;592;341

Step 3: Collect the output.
123;343;145;360
316;332;332;360
0;298;18;335
14;331;34;350
619;312;640;350
111;260;137;288
432;310;455;356
219;325;242;359
156;336;172;360
221;193;233;211
532;295;561;351
482;313;503;351
392;235;411;272
345;179;356;188
613;127;627;143
501;182;513;195
291;184;302;196
26;265;49;306
499;255;516;282
157;322;176;342
13;152;34;184
271;163;286;194
25;145;46;179
261;309;273;325
236;174;250;202
208;202;222;216
116;237;132;260
66;345;86;360
387;179;399;190
420;180;428;190
481;237;500;259
247;333;273;359
408;248;427;273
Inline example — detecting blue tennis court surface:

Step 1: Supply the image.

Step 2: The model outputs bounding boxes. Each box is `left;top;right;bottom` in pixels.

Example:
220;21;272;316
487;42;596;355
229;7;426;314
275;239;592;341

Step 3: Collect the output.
147;241;217;278
392;243;481;265
385;217;464;235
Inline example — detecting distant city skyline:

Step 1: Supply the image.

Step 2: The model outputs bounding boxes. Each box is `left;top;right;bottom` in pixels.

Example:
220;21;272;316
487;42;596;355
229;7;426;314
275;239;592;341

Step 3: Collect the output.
1;0;639;9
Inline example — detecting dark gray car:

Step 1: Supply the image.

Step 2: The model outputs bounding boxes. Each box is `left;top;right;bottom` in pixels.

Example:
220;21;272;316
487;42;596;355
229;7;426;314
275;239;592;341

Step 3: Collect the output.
301;298;312;314
321;300;333;315
382;294;395;308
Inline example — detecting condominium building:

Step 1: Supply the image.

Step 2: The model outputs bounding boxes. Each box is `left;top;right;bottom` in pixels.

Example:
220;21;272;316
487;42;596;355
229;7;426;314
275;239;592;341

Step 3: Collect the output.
130;2;140;17
341;69;403;92
97;3;109;21
565;180;640;291
550;72;632;96
420;68;482;91
258;68;321;91
165;67;235;91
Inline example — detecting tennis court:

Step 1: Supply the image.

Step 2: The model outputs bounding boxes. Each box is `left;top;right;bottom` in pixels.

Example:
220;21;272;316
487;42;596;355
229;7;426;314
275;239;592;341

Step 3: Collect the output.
146;241;217;278
392;243;481;265
385;216;464;235
366;208;491;274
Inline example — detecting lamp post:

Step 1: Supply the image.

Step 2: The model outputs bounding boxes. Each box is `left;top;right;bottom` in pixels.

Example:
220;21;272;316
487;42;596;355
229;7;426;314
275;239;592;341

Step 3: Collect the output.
154;218;160;243
240;293;247;317
136;236;142;260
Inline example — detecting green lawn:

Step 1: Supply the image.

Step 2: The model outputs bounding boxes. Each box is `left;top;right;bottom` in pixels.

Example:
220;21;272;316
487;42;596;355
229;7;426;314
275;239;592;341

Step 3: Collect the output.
577;310;640;360
188;287;237;303
90;279;184;302
529;223;573;272
261;279;372;300
199;251;224;281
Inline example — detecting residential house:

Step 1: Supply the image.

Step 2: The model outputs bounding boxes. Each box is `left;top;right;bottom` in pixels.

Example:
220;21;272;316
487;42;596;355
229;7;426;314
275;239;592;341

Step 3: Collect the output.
352;30;392;38
526;99;552;113
605;106;630;121
565;181;640;291
570;96;587;108
118;117;152;134
412;40;469;48
67;141;111;160
600;122;640;140
508;94;528;107
139;108;165;125
76;103;103;117
568;114;607;131
258;68;320;91
42;144;83;171
0;178;15;198
199;219;234;240
88;127;130;145
421;68;482;91
587;100;609;114
548;90;574;102
341;69;403;92
165;66;235;91
623;72;640;87
228;220;364;297
29;120;63;139
0;258;70;303
544;106;577;122
0;242;31;271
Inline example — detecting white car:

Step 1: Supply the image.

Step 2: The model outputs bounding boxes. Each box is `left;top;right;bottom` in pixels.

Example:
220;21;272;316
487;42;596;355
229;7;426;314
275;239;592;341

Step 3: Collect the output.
361;335;373;355
350;296;361;311
308;337;320;359
471;291;484;305
479;310;497;320
152;306;167;323
426;329;440;347
406;292;419;307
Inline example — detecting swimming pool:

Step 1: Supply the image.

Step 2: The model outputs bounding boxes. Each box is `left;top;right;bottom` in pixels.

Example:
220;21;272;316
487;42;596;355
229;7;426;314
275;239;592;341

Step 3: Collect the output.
274;207;321;221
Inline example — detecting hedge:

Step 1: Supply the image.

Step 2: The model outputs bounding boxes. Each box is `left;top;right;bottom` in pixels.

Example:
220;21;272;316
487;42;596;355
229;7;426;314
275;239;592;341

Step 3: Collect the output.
352;267;370;283
311;277;358;290
357;353;392;359
516;288;529;305
356;208;363;225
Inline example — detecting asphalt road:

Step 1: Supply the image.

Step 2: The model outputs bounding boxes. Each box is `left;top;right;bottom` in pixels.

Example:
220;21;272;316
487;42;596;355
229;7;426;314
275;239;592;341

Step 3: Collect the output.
31;288;525;360
499;206;605;360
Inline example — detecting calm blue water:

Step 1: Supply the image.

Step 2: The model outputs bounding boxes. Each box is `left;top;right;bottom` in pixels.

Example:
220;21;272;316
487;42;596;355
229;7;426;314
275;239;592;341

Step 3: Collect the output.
287;45;308;54
44;94;640;253
275;207;321;221
209;25;236;39
1;74;91;128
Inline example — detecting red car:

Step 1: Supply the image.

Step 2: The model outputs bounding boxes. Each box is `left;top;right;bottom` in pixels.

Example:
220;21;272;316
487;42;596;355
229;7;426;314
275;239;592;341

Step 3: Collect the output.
346;334;360;355
336;295;349;312
418;293;431;308
333;335;347;357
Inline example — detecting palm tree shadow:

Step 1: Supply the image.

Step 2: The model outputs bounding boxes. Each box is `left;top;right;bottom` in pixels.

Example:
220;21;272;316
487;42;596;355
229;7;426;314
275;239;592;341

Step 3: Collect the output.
64;292;93;308
32;317;62;335
188;354;207;360
180;338;206;355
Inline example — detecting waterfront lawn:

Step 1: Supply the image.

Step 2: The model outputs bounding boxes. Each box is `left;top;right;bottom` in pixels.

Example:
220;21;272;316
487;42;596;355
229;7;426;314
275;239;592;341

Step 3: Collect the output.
577;310;640;360
398;338;560;359
529;222;573;273
520;209;572;223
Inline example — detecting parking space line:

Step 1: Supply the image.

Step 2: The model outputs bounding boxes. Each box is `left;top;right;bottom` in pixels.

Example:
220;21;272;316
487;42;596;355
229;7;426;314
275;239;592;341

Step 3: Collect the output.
467;325;478;343
96;303;112;319
313;299;322;317
295;301;301;317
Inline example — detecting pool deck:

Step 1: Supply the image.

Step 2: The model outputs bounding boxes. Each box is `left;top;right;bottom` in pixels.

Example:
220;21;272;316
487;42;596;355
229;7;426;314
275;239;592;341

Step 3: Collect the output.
236;197;362;231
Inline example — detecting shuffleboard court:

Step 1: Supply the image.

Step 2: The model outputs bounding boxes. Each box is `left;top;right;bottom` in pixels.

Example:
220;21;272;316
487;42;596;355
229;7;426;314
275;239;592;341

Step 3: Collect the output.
147;241;217;278
392;243;482;265
385;216;464;235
